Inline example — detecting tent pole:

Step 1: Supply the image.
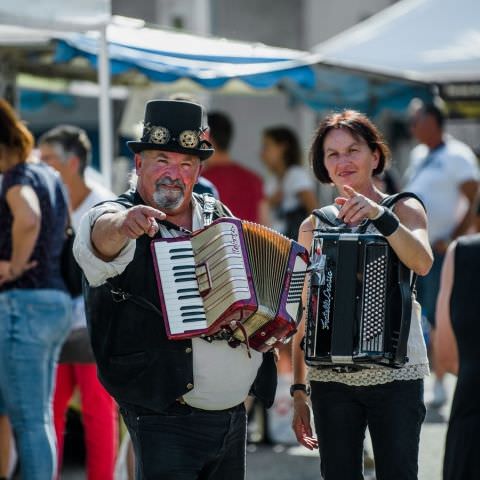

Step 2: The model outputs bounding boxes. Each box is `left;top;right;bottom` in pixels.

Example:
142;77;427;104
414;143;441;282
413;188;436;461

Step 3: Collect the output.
98;25;113;190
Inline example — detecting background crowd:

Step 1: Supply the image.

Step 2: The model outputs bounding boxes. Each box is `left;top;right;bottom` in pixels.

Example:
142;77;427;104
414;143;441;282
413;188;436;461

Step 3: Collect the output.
0;89;479;479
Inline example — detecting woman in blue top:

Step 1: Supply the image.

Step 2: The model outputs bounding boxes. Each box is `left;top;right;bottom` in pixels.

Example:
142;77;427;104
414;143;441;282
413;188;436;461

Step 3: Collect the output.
0;99;72;480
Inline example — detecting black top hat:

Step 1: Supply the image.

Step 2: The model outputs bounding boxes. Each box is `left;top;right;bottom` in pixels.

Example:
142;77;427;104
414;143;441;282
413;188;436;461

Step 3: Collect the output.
127;100;214;160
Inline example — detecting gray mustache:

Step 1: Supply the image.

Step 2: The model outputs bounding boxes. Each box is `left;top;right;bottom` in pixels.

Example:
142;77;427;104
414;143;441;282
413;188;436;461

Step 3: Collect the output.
156;178;185;189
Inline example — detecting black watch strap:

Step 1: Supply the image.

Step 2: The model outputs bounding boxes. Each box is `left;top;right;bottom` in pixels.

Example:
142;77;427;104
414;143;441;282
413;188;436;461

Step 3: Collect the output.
290;383;311;397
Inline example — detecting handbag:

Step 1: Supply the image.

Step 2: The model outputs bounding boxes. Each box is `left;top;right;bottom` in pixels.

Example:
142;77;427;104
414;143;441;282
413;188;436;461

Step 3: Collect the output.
61;225;83;297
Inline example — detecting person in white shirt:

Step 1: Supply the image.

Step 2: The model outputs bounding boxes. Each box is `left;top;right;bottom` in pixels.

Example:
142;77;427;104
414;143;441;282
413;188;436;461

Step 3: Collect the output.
262;126;317;240
39;125;118;480
73;100;277;479
404;98;479;408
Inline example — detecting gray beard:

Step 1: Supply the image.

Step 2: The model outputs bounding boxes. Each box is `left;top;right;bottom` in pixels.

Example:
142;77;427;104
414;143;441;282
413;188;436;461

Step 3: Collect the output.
153;186;185;210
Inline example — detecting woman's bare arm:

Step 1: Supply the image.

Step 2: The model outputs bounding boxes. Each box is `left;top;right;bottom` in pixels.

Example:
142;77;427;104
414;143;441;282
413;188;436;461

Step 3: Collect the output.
7;185;41;274
435;242;459;375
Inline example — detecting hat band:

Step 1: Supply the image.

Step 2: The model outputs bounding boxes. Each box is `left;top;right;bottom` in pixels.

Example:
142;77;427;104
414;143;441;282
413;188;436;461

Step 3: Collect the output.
142;123;208;149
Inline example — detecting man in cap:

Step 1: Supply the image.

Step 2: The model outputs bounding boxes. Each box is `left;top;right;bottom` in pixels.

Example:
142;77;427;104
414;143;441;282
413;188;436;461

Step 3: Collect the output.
73;100;276;479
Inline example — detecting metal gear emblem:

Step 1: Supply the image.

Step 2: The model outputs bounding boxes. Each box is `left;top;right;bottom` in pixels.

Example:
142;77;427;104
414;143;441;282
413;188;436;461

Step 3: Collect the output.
179;130;199;148
149;126;170;144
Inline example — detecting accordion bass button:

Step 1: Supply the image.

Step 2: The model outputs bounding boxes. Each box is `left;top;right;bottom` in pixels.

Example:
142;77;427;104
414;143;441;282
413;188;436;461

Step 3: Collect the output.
186;383;194;390
185;347;192;354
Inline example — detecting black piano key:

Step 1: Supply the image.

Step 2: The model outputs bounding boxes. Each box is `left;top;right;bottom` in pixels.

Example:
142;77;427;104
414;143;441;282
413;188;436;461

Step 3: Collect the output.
171;254;194;260
175;277;196;283
177;288;198;293
180;305;202;310
178;294;201;300
174;271;196;277
169;247;193;252
181;311;205;317
182;317;206;323
172;265;195;270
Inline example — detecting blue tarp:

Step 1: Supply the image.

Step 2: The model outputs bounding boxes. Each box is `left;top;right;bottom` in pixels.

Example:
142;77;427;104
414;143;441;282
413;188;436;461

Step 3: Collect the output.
53;24;317;90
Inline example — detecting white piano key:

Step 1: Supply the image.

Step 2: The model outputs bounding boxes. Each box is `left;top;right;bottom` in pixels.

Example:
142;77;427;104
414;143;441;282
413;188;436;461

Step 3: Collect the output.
153;240;207;335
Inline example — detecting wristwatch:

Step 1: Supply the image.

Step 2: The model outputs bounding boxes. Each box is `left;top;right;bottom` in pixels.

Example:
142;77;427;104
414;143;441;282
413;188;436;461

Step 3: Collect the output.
290;383;311;397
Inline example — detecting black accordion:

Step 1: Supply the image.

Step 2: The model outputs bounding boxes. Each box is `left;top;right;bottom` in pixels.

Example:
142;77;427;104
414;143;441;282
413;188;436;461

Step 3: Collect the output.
305;227;413;370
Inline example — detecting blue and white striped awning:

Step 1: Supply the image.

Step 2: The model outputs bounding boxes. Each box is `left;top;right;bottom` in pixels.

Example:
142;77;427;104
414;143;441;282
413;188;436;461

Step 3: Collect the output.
54;19;317;90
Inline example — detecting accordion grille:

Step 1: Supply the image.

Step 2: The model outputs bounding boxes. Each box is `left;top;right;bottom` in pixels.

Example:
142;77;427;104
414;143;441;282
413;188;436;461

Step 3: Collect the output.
240;222;292;336
361;248;388;352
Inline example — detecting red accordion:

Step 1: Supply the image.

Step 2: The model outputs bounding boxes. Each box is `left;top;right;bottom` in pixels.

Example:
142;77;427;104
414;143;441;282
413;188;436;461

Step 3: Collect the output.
151;218;308;352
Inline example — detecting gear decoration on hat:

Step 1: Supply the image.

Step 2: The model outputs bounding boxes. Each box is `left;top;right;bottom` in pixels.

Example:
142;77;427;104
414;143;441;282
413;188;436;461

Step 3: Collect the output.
179;130;199;148
149;126;170;144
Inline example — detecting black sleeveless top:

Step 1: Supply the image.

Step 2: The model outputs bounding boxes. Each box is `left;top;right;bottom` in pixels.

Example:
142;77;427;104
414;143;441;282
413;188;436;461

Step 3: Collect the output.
444;234;480;480
0;162;68;292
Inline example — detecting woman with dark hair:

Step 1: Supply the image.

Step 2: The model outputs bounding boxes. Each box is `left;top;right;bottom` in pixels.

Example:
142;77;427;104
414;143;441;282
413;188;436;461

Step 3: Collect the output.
291;110;433;480
261;126;317;239
0;99;72;479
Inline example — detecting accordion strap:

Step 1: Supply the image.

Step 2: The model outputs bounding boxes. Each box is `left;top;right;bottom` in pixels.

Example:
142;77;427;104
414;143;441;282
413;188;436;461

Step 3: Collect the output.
312;205;346;228
106;281;164;316
379;192;425;212
379;192;426;293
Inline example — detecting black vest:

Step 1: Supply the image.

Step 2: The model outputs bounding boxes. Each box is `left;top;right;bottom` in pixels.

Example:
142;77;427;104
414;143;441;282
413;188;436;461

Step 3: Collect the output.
84;190;277;412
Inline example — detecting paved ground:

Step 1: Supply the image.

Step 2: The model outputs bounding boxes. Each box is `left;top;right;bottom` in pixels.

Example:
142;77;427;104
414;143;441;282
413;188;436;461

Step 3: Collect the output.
57;374;454;480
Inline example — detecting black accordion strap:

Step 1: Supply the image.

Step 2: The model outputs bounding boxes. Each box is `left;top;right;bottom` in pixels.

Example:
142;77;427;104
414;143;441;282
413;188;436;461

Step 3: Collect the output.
105;280;164;317
379;191;427;292
311;205;354;231
379;192;426;212
395;262;413;364
312;205;344;227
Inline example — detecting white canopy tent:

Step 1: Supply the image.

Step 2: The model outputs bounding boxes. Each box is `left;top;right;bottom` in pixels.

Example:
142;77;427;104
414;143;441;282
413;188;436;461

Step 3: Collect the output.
0;0;113;186
0;0;109;31
311;0;480;85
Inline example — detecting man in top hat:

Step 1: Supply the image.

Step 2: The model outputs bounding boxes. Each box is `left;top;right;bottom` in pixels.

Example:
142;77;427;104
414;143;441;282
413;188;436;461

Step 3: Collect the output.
73;100;276;479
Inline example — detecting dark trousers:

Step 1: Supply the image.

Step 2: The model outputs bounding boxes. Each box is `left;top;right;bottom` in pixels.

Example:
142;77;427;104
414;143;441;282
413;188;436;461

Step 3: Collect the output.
120;402;247;480
311;379;426;480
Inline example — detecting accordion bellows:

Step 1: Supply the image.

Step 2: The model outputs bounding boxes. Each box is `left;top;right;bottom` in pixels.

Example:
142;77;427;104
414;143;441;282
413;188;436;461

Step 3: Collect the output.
151;218;308;352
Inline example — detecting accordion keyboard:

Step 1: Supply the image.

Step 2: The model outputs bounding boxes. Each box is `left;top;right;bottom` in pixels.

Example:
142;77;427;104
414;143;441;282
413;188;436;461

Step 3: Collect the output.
152;239;207;335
